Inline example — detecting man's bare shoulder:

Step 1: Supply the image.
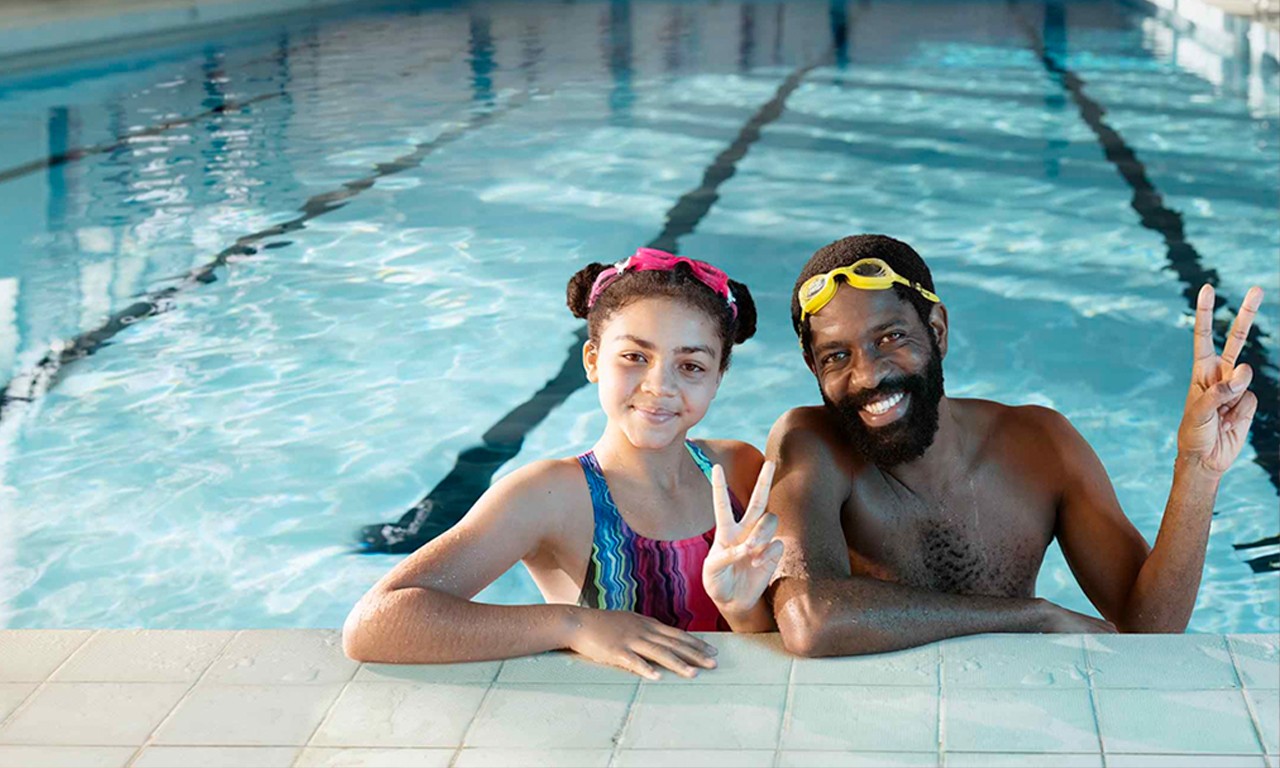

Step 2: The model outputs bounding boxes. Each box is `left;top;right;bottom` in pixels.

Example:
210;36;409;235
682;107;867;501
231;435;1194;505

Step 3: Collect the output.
957;398;1080;466
768;406;858;473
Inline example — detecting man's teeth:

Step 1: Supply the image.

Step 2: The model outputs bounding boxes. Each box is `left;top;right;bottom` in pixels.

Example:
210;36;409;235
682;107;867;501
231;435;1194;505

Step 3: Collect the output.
862;392;904;415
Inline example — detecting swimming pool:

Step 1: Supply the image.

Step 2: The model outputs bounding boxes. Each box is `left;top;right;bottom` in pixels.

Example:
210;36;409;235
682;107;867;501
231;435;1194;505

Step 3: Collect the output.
0;0;1276;633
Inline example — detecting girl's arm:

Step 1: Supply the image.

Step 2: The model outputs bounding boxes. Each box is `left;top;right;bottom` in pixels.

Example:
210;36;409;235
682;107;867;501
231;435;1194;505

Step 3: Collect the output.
342;460;718;678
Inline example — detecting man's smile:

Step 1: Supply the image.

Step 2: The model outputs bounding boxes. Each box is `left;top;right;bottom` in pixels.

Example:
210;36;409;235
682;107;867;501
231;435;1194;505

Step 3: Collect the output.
859;391;910;426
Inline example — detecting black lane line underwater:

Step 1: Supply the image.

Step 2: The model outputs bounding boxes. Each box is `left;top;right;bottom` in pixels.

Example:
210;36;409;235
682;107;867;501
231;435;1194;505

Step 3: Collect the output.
1234;535;1280;574
1014;2;1279;572
357;60;823;554
0;96;528;423
0;92;283;186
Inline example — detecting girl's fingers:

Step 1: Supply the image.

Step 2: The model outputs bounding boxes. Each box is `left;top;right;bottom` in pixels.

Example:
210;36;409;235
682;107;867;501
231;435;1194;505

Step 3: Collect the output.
649;632;718;669
742;513;780;551
634;639;700;678
738;460;777;531
618;651;660;681
750;539;785;570
710;464;734;542
650;623;718;660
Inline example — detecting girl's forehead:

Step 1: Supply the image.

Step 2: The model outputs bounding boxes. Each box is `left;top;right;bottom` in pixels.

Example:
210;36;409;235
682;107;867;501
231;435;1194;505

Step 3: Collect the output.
601;298;721;344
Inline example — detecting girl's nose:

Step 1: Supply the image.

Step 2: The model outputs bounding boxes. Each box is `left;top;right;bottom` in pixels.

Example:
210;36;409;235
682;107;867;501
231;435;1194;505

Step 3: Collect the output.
641;364;678;396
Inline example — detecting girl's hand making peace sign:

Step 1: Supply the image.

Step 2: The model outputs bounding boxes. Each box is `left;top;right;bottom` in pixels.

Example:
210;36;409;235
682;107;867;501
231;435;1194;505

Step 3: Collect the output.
702;461;784;630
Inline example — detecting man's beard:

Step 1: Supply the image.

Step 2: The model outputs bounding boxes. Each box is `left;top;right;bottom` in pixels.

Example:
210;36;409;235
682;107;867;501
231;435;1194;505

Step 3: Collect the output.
821;338;945;468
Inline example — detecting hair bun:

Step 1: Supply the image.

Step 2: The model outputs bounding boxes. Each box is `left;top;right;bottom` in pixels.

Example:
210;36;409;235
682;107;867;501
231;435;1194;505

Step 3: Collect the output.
728;279;757;344
566;262;613;319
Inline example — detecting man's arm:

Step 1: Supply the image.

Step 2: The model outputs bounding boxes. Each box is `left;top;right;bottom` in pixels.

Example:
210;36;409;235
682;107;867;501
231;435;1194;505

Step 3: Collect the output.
765;409;1111;658
1053;285;1263;632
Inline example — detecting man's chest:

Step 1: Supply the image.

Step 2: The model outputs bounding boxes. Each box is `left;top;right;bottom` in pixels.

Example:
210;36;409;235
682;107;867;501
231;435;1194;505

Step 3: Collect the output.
842;479;1057;598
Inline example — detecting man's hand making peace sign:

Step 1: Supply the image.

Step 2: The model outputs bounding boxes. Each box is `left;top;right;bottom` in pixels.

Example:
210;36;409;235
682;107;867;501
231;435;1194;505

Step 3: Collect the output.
1178;284;1264;476
702;461;784;632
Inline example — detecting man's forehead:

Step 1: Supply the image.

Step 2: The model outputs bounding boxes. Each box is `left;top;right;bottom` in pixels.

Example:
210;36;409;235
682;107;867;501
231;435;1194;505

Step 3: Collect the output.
808;286;912;340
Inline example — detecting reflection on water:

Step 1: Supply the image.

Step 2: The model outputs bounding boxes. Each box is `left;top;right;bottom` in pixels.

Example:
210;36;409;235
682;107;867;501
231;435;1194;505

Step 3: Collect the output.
0;0;1275;631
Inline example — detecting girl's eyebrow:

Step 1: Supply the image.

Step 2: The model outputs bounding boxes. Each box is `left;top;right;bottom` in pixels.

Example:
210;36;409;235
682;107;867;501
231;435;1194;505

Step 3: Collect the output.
615;335;714;357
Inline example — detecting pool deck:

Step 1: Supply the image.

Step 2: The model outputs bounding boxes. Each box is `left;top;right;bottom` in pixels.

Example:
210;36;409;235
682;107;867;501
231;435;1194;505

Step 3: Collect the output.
0;630;1276;767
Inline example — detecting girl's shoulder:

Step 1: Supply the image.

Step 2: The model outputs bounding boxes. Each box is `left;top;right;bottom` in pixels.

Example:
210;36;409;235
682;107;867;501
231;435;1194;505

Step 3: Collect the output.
492;456;589;504
691;439;765;489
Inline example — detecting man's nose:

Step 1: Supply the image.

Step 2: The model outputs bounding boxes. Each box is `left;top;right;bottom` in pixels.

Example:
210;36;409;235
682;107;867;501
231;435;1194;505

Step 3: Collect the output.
849;350;889;392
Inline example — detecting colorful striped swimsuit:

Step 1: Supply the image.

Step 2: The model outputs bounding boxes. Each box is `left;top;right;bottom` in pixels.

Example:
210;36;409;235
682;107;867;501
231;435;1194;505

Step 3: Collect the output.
575;440;745;631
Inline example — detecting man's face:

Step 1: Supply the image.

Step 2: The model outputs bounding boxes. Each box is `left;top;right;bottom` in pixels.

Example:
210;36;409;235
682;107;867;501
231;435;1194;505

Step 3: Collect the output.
806;286;945;467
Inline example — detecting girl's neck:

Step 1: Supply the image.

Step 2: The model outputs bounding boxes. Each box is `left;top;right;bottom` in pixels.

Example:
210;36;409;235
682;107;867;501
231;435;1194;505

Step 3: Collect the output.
592;426;695;495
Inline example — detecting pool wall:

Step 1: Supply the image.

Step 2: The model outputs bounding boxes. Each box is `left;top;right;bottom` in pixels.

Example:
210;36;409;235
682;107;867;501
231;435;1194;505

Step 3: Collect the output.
0;0;373;69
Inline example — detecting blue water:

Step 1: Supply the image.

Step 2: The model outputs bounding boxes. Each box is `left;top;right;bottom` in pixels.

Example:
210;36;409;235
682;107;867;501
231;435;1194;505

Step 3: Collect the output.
0;0;1276;632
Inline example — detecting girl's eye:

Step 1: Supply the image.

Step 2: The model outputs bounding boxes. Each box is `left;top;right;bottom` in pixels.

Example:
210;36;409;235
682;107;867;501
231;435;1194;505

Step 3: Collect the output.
622;352;646;363
681;363;706;373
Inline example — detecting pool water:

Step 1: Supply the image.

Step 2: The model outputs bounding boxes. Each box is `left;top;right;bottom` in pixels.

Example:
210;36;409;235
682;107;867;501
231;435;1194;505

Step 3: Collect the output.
0;0;1276;632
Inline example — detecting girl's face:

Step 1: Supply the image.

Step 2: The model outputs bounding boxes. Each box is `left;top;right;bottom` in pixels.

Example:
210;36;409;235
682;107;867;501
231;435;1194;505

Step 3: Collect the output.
585;297;725;451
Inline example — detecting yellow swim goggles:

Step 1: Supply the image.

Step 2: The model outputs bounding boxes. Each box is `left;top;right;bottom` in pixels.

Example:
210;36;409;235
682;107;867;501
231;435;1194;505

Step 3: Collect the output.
797;258;941;321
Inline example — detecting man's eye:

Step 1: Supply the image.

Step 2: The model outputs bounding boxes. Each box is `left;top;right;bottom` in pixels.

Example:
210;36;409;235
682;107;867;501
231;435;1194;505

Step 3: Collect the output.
822;351;848;366
879;332;905;345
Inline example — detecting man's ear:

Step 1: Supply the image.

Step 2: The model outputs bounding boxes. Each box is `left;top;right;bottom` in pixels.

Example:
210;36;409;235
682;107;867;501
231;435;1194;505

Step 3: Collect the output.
928;302;949;358
582;340;599;382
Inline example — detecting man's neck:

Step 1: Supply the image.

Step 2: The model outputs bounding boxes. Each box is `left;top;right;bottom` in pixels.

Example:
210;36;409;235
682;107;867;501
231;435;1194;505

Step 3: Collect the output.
878;396;967;494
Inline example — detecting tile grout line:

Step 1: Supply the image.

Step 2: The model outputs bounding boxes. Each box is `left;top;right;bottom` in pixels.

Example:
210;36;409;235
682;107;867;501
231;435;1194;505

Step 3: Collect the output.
936;641;945;768
0;629;98;734
771;654;797;768
292;642;368;768
447;662;507;768
605;676;646;767
123;629;240;768
1082;636;1110;768
1225;638;1272;757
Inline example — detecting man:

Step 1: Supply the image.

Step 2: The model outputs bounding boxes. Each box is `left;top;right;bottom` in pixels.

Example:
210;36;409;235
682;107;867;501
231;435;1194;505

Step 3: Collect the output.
766;234;1263;656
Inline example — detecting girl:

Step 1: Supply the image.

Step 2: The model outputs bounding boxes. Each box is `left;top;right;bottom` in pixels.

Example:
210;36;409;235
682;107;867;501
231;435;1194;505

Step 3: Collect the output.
343;248;782;680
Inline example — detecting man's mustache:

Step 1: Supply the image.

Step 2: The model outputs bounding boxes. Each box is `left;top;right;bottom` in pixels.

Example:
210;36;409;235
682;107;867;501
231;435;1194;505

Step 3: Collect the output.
842;375;917;412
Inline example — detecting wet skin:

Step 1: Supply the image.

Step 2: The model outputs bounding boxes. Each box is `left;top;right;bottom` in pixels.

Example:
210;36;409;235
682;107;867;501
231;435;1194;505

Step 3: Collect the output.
768;282;1263;656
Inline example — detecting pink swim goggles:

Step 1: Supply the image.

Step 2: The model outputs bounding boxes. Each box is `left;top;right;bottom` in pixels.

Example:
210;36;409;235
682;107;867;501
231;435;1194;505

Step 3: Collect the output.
587;247;737;319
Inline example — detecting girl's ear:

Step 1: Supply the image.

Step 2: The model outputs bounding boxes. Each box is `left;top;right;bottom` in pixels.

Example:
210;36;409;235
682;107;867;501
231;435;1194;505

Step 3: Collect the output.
582;340;599;383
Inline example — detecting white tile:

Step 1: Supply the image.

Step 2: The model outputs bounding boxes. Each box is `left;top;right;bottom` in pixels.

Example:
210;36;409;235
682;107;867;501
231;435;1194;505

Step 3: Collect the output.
52;630;232;683
153;683;344;746
1086;635;1239;689
779;752;939;767
204;630;358;685
310;682;489;748
453;749;613;767
466;684;634;749
0;682;187;746
944;688;1099;752
615;750;774;767
783;685;938;752
793;643;938;687
1105;756;1267;767
295;747;455;767
1247;689;1279;753
942;635;1088;688
645;633;790;685
621;684;786;750
0;746;134;768
354;661;500;684
944;754;1102;767
1230;636;1280;690
0;685;36;724
132;746;299;767
0;631;93;682
496;652;639;684
1097;689;1263;754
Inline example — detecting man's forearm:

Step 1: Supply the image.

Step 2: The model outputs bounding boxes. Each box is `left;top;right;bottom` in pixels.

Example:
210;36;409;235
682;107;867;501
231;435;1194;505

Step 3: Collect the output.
772;575;1050;656
1122;457;1221;632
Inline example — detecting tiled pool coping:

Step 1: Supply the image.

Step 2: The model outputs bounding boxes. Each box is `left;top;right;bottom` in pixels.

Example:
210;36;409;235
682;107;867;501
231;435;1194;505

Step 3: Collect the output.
0;630;1275;767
